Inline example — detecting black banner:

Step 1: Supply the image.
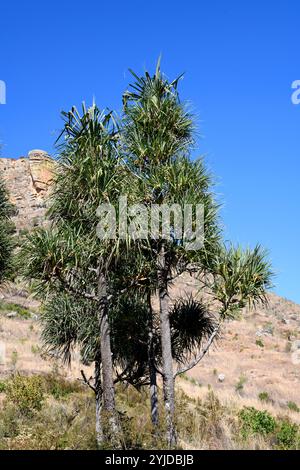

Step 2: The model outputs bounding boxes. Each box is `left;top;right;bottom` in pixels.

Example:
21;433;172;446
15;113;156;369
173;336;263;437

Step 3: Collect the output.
0;450;296;468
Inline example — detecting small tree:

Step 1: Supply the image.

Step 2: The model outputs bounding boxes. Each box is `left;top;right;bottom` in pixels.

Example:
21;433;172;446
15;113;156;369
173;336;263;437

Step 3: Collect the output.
122;61;221;445
20;104;125;447
35;267;217;433
122;61;273;447
19;66;274;450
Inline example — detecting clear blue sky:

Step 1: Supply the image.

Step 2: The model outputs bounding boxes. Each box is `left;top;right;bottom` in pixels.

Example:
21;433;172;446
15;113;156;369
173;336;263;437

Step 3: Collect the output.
0;1;299;303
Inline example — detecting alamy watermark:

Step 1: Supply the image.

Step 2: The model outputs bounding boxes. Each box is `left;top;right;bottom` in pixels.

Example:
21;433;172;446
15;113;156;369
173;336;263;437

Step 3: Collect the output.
0;80;6;105
291;80;300;105
96;196;204;250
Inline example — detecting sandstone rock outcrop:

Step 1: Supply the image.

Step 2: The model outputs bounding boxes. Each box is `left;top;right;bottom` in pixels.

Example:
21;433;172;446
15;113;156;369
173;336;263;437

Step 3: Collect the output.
0;150;54;232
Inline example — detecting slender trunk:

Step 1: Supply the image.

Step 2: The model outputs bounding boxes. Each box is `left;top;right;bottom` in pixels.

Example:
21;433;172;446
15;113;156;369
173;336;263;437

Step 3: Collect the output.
149;356;159;427
94;354;103;447
148;330;159;428
157;244;177;448
147;291;159;428
97;272;120;446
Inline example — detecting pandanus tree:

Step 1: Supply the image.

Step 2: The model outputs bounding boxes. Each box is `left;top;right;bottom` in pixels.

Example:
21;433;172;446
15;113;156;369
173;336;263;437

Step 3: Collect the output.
20;104;126;447
37;277;217;430
122;62;220;446
25;230;218;423
19;64;273;450
122;61;273;447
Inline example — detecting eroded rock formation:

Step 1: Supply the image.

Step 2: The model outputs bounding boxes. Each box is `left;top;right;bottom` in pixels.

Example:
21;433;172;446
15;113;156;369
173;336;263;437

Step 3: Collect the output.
0;150;54;232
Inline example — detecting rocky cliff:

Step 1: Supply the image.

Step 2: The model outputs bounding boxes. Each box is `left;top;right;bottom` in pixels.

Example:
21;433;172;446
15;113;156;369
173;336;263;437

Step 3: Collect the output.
0;150;54;232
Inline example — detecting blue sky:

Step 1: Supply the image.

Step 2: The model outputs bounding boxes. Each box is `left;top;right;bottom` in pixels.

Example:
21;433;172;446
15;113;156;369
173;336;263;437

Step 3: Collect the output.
0;0;299;303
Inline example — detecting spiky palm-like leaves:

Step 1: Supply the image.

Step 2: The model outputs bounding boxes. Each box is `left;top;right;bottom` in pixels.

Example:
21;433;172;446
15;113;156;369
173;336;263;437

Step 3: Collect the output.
121;60;273;447
202;243;274;317
122;61;221;446
40;290;218;389
20;104;126;447
51;104;121;238
41;293;150;387
170;297;217;364
41;294;99;365
123;59;193;170
18;63;274;450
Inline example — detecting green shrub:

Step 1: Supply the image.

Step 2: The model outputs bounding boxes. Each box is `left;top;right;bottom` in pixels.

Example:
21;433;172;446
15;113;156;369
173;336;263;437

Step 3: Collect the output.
5;374;44;415
11;350;18;368
0;301;31;319
235;375;247;393
0;393;97;450
0;404;20;438
258;391;271;403
0;380;6;392
31;344;41;355
239;407;276;438
42;373;82;399
287;401;300;413
276;419;299;449
256;339;264;348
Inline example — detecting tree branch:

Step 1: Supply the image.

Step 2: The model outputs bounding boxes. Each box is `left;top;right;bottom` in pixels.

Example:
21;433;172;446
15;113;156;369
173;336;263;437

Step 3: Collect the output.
58;272;148;304
79;369;97;394
174;324;220;379
58;273;100;302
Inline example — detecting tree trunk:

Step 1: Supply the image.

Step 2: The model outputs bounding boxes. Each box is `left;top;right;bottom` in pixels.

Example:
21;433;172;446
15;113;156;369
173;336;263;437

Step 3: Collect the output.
149;358;159;427
94;354;103;447
97;272;120;447
157;244;177;447
148;332;159;428
147;292;159;428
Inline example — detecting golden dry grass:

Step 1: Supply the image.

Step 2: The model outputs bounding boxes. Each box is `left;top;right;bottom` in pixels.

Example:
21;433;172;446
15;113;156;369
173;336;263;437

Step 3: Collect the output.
0;277;299;449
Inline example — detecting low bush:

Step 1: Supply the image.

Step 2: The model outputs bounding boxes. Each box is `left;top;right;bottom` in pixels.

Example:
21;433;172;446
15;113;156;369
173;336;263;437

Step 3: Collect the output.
0;380;6;392
239;407;276;438
41;372;83;399
5;374;44;415
235;375;247;393
287;401;300;413
258;392;271;403
239;406;300;449
276;419;299;450
0;404;21;440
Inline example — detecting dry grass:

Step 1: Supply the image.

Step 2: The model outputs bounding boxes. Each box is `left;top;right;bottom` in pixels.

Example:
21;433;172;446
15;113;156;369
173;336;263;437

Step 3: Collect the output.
0;277;299;449
1;377;298;450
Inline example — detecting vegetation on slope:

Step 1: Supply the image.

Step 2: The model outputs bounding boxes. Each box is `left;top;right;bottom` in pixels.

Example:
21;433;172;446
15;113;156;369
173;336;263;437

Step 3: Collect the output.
0;372;299;450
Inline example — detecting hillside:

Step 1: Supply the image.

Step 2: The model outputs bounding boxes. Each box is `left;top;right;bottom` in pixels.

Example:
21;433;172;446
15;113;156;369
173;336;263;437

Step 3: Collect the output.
0;276;300;450
0;154;300;449
171;273;300;417
1;278;300;409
